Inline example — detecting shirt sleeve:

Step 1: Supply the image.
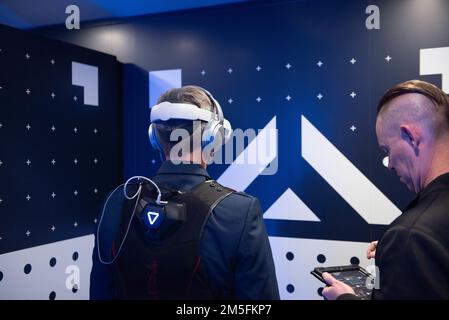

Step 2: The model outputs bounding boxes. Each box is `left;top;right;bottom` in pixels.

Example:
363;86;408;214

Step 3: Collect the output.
234;197;280;300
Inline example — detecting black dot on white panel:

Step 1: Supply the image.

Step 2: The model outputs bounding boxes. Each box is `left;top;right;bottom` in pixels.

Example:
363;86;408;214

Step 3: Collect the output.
49;257;56;267
286;284;295;293
24;264;32;274
49;291;56;300
317;287;324;297
72;284;78;293
0;271;3;282
317;254;326;263
350;256;360;265
72;251;79;261
286;252;294;261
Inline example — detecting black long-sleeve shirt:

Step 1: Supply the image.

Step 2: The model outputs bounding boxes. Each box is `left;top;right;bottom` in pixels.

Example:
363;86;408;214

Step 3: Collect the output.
340;172;449;300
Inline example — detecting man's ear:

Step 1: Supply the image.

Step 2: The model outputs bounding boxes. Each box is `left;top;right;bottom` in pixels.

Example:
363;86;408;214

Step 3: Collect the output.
400;125;420;153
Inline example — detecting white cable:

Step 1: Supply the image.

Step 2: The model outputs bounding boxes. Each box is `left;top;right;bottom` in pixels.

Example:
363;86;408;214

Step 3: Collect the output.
97;176;166;265
123;176;167;204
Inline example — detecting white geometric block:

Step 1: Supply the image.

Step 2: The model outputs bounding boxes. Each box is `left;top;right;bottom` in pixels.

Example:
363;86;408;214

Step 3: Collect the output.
0;234;94;300
269;236;373;300
264;188;320;221
149;69;182;108
420;47;449;93
72;61;99;106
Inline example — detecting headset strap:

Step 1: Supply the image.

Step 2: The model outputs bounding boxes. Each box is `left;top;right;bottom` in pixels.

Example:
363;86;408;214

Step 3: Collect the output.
171;180;235;240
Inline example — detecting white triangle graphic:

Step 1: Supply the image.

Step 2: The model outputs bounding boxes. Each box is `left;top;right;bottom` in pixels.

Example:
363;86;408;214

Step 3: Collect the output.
147;211;159;225
264;188;320;221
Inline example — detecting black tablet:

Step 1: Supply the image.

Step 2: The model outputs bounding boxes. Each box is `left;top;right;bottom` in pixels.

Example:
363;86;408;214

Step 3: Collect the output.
311;265;375;300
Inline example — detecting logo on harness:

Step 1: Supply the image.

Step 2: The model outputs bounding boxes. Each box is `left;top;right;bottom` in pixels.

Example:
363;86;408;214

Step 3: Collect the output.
147;211;159;226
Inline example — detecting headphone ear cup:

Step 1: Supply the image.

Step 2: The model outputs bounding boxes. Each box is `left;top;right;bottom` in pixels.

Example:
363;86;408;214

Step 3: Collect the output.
148;124;163;153
202;120;225;150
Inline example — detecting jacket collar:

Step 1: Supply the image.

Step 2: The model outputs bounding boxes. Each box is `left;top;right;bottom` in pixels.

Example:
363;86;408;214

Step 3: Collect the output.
156;160;211;179
418;171;449;199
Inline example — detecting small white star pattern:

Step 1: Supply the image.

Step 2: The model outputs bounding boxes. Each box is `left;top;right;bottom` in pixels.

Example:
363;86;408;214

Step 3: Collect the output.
228;98;233;104
350;58;356;64
285;63;292;69
385;55;392;62
350;91;357;98
350;125;357;132
317;93;323;100
51;192;56;198
256;65;262;71
256;96;262;103
286;95;292;101
227;68;233;74
317;61;323;67
201;70;206;76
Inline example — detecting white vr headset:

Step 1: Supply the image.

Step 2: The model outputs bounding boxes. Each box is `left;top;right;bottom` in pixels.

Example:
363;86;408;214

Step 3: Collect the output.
148;92;232;154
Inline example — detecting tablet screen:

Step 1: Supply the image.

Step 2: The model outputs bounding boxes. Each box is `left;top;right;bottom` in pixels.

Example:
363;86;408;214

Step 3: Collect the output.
329;269;373;299
311;265;375;300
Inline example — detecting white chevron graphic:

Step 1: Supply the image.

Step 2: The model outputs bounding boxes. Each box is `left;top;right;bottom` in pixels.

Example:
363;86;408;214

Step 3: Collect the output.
264;188;320;221
218;116;277;191
301;115;401;225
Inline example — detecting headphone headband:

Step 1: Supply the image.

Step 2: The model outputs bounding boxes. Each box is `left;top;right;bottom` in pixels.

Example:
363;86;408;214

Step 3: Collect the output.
149;87;232;156
150;102;217;123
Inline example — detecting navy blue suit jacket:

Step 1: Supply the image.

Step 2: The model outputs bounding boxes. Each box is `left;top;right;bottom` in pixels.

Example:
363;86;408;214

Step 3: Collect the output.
90;161;280;300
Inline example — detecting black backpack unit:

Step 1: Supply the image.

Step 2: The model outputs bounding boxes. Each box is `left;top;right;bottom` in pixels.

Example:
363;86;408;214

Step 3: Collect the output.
108;179;234;300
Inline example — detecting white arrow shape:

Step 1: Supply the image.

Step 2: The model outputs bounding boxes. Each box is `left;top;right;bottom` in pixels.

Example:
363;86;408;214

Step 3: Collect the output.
147;211;159;225
264;188;320;221
301;115;401;225
218;116;277;191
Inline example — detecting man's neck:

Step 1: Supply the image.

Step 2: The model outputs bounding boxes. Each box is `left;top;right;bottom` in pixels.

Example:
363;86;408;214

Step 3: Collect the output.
166;152;207;168
422;140;449;190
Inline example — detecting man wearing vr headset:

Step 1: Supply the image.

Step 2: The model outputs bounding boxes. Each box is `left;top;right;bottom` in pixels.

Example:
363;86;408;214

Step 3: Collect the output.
90;85;279;300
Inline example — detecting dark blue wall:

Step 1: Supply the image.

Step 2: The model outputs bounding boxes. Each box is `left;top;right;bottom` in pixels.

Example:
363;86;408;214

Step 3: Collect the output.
0;24;121;254
35;0;449;243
